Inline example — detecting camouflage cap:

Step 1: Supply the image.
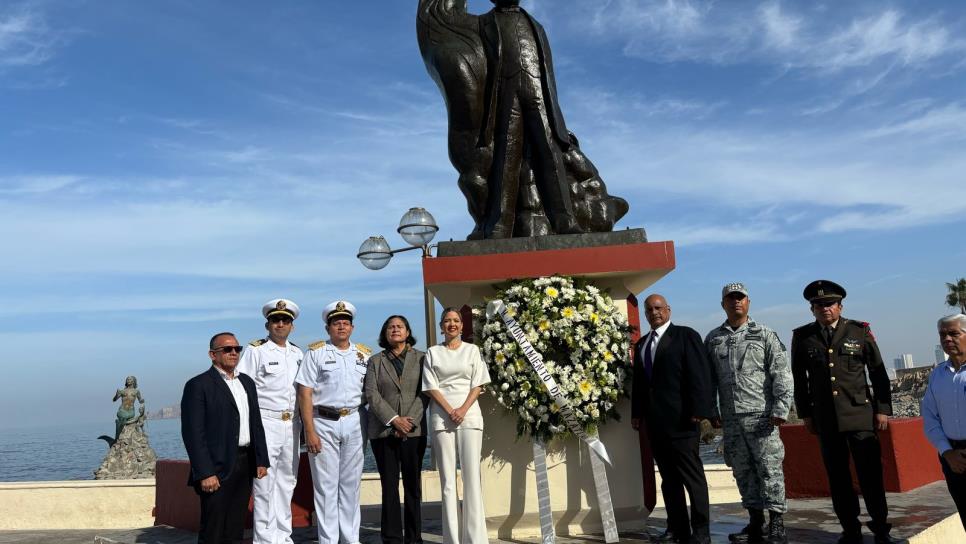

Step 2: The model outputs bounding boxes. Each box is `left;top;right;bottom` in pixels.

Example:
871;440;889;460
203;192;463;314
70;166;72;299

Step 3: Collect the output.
722;282;749;298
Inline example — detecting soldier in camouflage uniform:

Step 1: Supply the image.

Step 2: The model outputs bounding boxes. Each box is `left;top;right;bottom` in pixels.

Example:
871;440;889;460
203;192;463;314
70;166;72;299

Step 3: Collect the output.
706;283;793;544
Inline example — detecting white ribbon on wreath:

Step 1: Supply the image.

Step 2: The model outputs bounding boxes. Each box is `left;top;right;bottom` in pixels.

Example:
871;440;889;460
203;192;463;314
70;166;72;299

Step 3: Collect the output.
487;299;619;543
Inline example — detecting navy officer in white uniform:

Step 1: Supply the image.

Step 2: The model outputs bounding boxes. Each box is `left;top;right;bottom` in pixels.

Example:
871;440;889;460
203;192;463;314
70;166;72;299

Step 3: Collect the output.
296;300;371;544
237;299;304;544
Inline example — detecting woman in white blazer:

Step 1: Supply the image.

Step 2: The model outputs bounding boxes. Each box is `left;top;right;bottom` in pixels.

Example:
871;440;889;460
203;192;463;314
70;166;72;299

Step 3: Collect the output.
422;308;491;544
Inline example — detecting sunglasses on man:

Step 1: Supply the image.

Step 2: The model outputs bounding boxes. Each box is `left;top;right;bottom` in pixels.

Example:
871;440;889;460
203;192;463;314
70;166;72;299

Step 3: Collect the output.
268;315;294;324
211;346;244;354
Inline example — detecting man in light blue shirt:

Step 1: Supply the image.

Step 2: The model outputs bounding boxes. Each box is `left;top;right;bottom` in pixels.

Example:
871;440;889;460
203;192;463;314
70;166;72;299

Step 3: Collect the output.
921;313;966;530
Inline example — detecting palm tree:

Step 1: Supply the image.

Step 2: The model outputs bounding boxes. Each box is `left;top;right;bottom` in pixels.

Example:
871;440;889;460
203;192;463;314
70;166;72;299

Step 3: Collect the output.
947;278;966;314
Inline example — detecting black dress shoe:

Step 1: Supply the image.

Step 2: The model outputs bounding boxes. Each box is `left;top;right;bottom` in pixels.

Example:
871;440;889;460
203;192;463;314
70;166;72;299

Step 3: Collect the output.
836;532;863;544
866;521;898;544
652;529;685;543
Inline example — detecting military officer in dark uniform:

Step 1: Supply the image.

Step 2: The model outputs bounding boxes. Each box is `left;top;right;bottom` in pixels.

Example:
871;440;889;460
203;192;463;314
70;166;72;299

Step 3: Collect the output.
791;280;897;544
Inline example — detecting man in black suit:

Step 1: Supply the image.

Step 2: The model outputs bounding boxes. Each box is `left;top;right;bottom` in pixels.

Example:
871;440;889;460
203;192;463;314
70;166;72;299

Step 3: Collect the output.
182;332;270;544
632;294;714;544
791;280;897;544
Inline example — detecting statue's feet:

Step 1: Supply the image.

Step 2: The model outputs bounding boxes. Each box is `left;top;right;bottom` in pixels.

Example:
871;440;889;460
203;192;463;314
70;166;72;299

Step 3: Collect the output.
466;228;485;241
553;218;584;235
487;226;513;239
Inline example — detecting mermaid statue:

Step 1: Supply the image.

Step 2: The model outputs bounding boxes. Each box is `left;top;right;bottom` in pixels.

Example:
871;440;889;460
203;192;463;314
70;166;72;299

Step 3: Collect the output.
113;376;144;440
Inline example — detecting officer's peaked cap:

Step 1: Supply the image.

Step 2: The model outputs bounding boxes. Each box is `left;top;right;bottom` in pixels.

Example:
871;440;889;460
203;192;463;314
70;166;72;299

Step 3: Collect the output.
324;300;356;324
263;299;299;320
803;280;846;303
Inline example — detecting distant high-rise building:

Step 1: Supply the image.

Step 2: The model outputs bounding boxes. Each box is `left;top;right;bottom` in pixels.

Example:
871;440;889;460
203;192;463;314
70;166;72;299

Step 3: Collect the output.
902;354;914;369
936;345;947;365
894;354;914;370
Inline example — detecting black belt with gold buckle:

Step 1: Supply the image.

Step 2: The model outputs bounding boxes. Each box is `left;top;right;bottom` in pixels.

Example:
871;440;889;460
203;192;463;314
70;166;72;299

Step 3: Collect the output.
316;406;353;420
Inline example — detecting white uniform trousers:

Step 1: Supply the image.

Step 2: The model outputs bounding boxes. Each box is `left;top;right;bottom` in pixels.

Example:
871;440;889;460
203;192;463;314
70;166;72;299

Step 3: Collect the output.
308;411;366;544
434;428;487;544
252;413;301;544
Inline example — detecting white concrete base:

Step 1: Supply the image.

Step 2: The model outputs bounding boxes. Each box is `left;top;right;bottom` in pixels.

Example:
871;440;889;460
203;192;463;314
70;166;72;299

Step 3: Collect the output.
0;480;155;529
907;512;966;543
475;396;649;539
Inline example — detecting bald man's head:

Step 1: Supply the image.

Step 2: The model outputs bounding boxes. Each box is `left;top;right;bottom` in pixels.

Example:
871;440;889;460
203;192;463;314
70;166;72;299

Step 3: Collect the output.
643;294;671;329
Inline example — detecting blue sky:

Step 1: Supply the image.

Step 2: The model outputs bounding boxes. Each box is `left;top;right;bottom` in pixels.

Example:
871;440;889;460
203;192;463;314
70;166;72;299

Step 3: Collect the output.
1;0;964;430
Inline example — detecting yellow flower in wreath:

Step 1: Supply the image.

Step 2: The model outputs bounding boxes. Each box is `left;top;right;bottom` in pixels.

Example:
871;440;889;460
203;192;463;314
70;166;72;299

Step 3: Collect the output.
544;286;559;298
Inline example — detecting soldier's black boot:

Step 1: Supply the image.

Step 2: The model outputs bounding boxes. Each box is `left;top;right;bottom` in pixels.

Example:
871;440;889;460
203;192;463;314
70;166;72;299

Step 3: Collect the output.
765;511;787;544
728;508;765;543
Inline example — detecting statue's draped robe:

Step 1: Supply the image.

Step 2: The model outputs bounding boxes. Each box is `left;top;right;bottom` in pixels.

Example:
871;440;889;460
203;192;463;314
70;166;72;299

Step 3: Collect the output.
417;0;629;238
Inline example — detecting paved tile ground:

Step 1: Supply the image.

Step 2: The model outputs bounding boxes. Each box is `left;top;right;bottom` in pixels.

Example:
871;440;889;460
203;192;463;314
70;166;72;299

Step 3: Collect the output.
0;482;959;544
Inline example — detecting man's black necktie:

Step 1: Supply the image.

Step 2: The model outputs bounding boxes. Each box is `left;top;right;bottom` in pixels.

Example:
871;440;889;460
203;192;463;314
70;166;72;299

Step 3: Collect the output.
824;327;834;345
644;332;656;379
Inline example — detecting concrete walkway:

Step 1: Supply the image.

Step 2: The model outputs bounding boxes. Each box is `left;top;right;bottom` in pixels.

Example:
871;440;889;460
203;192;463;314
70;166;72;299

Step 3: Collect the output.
0;482;961;544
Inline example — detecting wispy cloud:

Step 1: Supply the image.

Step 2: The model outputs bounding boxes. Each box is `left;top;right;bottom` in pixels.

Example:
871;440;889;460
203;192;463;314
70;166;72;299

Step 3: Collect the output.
648;221;786;247
0;174;81;194
0;4;60;68
815;10;954;71
561;81;966;241
578;1;964;72
863;102;966;140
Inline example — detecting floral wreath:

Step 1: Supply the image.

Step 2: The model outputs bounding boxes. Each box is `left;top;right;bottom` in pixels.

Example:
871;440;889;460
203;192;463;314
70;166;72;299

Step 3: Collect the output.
474;275;633;443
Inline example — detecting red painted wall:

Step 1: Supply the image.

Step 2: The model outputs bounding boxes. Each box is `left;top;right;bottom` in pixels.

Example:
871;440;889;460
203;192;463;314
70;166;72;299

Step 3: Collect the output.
780;417;944;498
155;455;314;530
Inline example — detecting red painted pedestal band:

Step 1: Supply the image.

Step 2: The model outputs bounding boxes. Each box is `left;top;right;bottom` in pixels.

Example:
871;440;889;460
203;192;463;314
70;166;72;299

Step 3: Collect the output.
423;241;675;286
780;417;944;498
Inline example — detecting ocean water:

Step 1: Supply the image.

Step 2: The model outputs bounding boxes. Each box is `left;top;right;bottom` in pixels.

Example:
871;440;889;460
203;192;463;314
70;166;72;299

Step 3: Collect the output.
0;419;384;482
0;419;718;482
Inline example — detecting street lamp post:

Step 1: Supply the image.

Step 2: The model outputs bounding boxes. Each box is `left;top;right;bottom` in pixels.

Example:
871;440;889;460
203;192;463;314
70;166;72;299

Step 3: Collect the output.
357;207;440;348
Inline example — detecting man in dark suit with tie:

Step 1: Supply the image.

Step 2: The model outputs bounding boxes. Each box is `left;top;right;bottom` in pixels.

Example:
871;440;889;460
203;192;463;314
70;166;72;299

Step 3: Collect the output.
791;280;897;544
632;294;714;544
182;332;270;544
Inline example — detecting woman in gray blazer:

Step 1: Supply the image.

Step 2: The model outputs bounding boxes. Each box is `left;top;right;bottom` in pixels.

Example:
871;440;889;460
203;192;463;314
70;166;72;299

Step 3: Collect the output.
365;315;429;544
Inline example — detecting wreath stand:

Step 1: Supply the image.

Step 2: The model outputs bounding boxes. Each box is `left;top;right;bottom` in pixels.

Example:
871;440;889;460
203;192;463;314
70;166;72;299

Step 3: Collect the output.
421;229;674;540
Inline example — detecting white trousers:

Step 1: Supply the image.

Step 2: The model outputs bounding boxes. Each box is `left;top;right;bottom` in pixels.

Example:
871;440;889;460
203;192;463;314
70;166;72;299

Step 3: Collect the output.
252;414;301;544
308;412;365;544
434;428;488;544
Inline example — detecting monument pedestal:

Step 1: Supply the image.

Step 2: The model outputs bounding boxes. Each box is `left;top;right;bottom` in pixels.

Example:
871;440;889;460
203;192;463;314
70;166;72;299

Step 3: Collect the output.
780;417;945;498
422;230;675;538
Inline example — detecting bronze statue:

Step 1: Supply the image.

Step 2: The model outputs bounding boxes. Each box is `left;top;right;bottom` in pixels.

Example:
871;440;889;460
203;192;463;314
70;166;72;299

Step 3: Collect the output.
417;0;628;239
113;375;144;440
95;375;157;479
